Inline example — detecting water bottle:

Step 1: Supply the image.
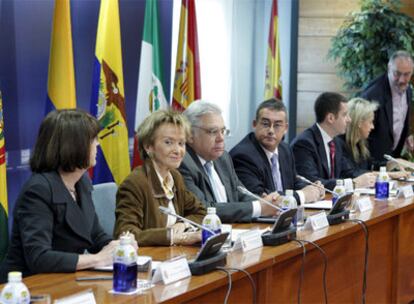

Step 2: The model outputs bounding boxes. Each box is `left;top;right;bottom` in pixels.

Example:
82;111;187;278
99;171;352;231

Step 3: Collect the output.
375;166;389;200
332;180;346;204
0;272;30;304
113;235;138;292
202;207;222;245
281;190;299;225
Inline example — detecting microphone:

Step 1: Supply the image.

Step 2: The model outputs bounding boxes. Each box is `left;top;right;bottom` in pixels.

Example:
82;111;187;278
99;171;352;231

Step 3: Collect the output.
384;154;414;170
158;206;216;235
237;186;283;211
296;175;338;196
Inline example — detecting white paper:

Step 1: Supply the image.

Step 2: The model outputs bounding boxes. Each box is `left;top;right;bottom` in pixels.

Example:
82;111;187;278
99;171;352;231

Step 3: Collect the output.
304;200;332;210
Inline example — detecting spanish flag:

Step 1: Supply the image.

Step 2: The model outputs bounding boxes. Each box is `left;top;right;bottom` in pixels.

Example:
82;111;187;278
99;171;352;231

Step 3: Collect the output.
264;0;282;99
90;0;130;185
46;0;76;110
0;92;8;262
172;0;201;112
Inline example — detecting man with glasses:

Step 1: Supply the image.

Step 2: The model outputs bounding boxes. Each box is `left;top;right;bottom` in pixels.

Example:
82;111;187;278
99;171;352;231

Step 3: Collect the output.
230;98;323;205
361;50;413;166
179;100;281;223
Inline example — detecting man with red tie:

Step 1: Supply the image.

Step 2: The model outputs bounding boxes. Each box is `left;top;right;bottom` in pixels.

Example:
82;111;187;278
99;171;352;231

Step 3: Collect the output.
291;92;375;190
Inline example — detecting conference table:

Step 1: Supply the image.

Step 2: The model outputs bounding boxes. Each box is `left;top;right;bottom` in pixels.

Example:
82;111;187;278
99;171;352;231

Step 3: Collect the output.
2;191;414;303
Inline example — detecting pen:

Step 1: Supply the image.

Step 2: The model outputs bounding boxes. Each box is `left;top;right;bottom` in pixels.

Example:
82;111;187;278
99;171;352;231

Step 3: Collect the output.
76;276;112;281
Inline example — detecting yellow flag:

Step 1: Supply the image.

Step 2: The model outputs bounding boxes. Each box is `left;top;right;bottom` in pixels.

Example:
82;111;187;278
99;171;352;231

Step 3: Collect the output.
0;91;9;261
47;0;76;109
90;0;130;185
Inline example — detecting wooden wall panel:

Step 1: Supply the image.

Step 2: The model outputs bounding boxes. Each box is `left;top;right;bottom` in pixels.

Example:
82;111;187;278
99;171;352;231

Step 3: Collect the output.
296;0;414;136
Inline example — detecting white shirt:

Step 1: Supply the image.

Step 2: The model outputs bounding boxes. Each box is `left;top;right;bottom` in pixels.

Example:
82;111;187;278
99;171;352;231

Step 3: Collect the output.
389;79;408;150
198;156;261;218
316;123;334;174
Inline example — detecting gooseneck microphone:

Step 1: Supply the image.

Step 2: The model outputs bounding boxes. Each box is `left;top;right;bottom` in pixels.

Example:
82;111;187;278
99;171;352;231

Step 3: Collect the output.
296;175;338;196
384;154;414;170
158;206;216;235
237;185;283;211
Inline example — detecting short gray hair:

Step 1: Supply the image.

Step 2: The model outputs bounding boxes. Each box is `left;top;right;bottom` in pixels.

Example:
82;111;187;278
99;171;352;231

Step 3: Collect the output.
388;50;413;66
183;100;222;127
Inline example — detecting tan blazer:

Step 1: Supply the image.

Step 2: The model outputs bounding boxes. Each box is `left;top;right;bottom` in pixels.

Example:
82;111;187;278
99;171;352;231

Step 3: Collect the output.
114;160;206;246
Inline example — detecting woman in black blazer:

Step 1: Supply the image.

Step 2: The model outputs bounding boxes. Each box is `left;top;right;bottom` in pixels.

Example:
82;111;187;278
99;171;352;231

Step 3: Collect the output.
1;109;135;282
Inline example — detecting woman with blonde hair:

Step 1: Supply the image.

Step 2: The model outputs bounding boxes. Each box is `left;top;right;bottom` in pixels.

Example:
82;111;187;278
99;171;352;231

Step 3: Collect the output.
114;110;206;246
342;97;408;179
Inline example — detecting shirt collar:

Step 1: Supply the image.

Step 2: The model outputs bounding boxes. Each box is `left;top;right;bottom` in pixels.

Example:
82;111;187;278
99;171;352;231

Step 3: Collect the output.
316;123;333;146
261;145;279;162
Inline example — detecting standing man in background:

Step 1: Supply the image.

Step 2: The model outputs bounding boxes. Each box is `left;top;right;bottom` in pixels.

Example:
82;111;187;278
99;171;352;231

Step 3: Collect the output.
361;50;413;167
179;100;281;223
230;98;323;204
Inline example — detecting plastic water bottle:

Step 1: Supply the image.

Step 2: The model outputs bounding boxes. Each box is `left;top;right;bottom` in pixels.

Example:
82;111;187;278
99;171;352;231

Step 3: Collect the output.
113;235;138;292
281;190;299;225
202;207;222;245
0;272;30;304
332;180;346;204
375;166;389;200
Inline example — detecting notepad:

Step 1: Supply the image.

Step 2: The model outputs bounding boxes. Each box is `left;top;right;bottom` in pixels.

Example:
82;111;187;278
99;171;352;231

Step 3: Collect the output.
303;200;333;210
94;256;152;272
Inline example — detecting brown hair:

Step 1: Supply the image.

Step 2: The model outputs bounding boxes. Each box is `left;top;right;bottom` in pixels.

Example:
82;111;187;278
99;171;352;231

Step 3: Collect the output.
30;109;100;173
137;110;190;160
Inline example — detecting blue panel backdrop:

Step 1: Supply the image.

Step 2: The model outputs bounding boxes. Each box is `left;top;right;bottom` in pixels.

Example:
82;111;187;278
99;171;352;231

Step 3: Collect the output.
0;0;173;233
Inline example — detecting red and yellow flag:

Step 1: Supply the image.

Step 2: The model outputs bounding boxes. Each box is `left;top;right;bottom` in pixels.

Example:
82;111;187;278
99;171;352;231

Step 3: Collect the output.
171;0;201;112
0;91;8;261
264;0;281;99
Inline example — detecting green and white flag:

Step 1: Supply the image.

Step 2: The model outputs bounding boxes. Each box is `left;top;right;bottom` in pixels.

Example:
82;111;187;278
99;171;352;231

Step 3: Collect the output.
133;0;168;167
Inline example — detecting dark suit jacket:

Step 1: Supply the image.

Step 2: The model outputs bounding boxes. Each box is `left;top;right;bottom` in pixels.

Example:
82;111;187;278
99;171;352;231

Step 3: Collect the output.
0;172;111;282
291;124;354;190
114;160;206;246
179;146;254;223
230;132;306;203
360;73;411;166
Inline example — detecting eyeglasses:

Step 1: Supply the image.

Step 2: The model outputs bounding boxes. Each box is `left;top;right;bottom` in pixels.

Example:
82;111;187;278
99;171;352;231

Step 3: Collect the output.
193;126;231;137
392;70;412;78
259;120;286;131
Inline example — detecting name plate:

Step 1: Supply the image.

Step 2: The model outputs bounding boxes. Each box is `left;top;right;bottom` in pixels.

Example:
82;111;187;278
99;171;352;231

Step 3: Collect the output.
356;196;373;212
399;185;414;198
304;212;329;231
344;179;354;193
152;256;191;285
54;289;96;304
234;229;263;252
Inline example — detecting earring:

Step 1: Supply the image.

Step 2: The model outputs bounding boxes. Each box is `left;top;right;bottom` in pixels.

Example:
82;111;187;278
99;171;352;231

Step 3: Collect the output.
146;151;154;159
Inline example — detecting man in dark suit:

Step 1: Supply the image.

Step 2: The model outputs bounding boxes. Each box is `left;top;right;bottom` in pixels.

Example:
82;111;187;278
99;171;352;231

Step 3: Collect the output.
230;98;323;204
291;92;376;190
179;100;280;223
360;50;413;166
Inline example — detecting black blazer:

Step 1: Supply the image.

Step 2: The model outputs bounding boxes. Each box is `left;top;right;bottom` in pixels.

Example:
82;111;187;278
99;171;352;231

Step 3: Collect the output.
360;73;411;166
338;134;371;177
230;132;306;203
0;171;111;282
179;146;254;223
291;124;354;190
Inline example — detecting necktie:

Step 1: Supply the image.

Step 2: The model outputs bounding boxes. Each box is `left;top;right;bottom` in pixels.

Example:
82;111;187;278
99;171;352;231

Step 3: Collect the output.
204;161;223;202
271;154;283;192
328;140;335;178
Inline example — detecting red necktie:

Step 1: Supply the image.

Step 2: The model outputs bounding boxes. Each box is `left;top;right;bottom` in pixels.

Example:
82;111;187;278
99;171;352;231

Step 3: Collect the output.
329;141;335;178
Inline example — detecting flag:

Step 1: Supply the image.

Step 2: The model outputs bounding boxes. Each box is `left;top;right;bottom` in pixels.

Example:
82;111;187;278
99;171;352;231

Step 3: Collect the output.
132;0;169;169
90;0;130;185
0;92;8;262
264;0;282;99
171;0;201;112
46;0;76;110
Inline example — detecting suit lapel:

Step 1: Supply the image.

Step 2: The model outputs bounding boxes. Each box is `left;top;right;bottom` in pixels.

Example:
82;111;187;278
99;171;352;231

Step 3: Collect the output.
312;125;330;178
213;158;232;201
250;134;275;192
47;172;93;243
384;76;394;139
